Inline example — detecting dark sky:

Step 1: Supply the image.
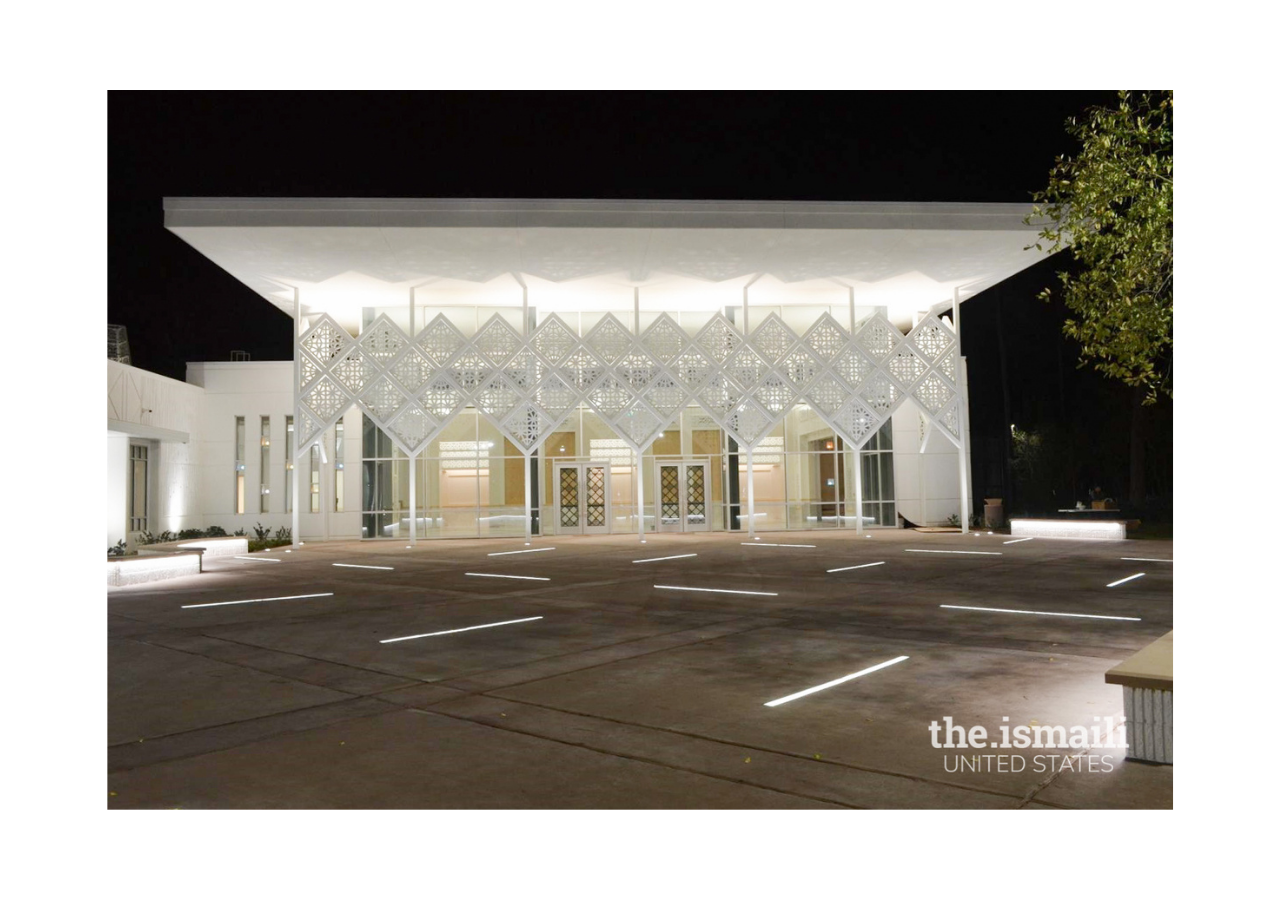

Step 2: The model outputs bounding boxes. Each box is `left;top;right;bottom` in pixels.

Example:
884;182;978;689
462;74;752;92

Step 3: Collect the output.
108;90;1117;378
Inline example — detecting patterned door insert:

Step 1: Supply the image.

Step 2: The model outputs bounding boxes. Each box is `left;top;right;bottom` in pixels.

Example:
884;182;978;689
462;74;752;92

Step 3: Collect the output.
686;465;706;524
586;465;606;527
559;467;579;528
660;465;680;524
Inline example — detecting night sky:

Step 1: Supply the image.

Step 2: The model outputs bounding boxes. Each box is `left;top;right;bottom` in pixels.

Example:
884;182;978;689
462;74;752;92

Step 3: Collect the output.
108;90;1167;513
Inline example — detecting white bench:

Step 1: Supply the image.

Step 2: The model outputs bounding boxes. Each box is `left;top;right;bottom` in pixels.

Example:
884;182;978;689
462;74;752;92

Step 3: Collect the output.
1010;518;1126;540
1105;631;1173;763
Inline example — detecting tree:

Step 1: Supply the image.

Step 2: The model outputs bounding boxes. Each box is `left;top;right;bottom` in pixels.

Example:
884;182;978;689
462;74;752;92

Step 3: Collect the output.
1027;90;1173;406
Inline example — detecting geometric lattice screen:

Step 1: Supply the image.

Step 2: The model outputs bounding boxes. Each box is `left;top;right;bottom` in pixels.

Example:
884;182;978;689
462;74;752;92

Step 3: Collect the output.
295;308;962;459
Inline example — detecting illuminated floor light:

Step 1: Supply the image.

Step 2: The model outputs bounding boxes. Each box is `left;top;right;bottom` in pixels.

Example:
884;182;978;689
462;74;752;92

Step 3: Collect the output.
940;604;1141;621
234;556;281;563
633;553;698;563
488;547;556;556
465;572;550;581
381;616;544;643
742;542;816;548
1121;557;1172;563
654;585;778;596
904;549;1002;556
1106;573;1146;588
183;592;334;609
764;656;909;707
1003;537;1034;544
333;563;394;570
827;561;886;573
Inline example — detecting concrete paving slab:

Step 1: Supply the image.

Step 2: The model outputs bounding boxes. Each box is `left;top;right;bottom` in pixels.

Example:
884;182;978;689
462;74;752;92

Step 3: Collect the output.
109;638;351;744
107;709;838;809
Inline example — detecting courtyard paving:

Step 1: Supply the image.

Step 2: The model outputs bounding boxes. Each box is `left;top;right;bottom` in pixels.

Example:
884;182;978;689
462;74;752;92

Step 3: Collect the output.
107;528;1173;809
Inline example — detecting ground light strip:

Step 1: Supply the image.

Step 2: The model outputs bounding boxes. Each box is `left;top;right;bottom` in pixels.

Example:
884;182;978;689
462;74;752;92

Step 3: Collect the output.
1003;537;1034;544
633;554;698;563
465;573;551;581
1106;573;1146;587
1121;557;1172;563
234;556;281;563
332;563;395;570
742;542;816;548
764;656;909;707
904;549;1002;556
381;616;544;643
654;585;778;596
827;561;886;573
488;547;556;556
183;592;334;609
940;604;1141;621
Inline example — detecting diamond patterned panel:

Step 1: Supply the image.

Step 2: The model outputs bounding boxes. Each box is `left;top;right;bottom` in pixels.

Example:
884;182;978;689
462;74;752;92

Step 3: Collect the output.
417;316;466;365
388;406;436;453
303;376;345;422
832;346;872;389
806;372;849;415
390;349;433;393
449;351;491;392
887;347;927;388
832;398;881;446
534;373;577;417
671;346;715;392
558;347;606;392
559;467;579;527
300;353;321;390
913;372;954;414
803;316;847;361
473;316;522;365
532;316;579;364
696;373;742;419
754;373;795;415
726;401;771;445
617;402;662;447
641;315;688;364
857;317;901;362
300;318;352;364
332;349;377;396
588;375;634;418
476;374;521;419
359;317;407;364
751;315;796;363
779;347;820;389
616;350;659;392
860;372;898;416
584;315;634;365
696;315;743;364
503;349;543;392
726;345;768;390
420;374;464;419
912;321;952;361
940;398;962;438
362;376;409;421
504;402;555;451
643;374;688;417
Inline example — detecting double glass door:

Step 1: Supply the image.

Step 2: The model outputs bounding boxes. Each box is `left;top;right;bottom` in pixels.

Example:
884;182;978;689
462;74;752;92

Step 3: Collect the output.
656;461;709;533
554;461;611;535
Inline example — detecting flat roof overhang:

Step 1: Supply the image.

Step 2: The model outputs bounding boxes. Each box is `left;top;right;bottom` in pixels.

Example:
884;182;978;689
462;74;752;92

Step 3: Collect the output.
164;198;1058;332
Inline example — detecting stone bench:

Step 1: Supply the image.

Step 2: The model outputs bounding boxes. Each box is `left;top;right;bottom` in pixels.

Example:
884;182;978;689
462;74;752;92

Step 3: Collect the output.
1105;631;1172;764
1009;518;1127;540
137;536;249;558
107;551;201;586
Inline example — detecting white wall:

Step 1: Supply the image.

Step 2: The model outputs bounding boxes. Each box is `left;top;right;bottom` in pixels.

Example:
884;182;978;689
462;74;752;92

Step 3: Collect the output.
890;368;972;527
107;433;129;547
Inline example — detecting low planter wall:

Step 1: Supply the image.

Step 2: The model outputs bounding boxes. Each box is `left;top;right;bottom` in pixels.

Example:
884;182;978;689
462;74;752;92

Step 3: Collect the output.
107;552;201;587
1010;518;1126;540
138;536;249;558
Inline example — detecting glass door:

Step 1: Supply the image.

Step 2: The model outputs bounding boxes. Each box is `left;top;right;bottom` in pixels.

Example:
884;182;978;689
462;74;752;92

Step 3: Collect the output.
554;462;611;535
655;461;709;533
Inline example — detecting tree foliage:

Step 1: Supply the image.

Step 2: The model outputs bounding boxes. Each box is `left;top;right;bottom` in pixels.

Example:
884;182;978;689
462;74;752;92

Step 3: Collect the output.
1028;90;1172;404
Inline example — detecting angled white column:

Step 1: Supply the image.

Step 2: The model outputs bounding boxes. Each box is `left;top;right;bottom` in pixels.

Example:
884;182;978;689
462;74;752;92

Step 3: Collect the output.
853;447;864;534
637;445;646;543
291;287;301;547
409;456;417;545
746;446;756;540
525;454;533;545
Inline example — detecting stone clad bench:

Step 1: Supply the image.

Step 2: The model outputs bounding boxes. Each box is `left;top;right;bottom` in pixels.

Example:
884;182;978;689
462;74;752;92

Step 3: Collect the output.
1105;631;1173;764
1010;518;1126;540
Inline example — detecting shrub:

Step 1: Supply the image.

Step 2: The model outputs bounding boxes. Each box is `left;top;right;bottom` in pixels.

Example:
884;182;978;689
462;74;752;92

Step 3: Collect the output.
252;522;270;541
234;528;246;536
205;525;227;537
177;528;204;540
107;539;127;557
274;526;291;542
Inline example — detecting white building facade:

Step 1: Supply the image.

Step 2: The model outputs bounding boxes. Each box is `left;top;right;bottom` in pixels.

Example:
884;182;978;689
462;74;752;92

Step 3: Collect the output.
108;199;1052;547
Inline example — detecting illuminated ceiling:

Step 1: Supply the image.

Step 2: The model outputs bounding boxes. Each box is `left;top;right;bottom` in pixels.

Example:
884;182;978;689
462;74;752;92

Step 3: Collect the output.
165;198;1057;332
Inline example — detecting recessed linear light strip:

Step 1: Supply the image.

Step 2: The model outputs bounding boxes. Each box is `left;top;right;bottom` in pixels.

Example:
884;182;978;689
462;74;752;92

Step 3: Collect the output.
1003;537;1034;544
183;592;334;609
764;656;910;707
904;549;1002;556
234;556;281;563
1121;557;1172;563
1106;573;1145;588
654;585;778;596
827;561;885;573
940;604;1141;621
633;554;698;563
743;543;816;548
465;573;550;581
333;563;395;570
381;616;544;644
488;547;556;556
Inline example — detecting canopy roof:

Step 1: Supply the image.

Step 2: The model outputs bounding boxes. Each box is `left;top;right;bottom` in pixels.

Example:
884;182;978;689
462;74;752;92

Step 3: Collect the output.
164;198;1055;332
